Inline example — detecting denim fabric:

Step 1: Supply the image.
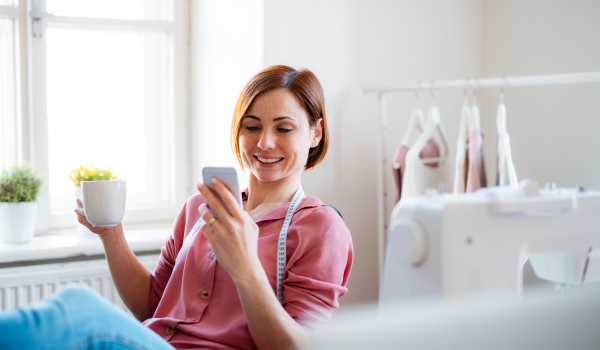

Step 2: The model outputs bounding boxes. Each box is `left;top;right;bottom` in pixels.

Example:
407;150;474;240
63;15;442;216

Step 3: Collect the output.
0;284;175;350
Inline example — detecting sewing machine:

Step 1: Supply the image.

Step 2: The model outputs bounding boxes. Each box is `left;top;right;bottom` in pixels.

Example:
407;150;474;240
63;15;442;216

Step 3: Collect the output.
380;180;600;303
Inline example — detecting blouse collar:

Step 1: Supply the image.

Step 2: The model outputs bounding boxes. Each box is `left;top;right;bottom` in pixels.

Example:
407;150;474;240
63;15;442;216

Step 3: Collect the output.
241;188;324;222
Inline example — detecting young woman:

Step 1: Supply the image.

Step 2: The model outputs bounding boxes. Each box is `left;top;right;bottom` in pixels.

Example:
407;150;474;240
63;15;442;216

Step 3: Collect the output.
1;65;353;350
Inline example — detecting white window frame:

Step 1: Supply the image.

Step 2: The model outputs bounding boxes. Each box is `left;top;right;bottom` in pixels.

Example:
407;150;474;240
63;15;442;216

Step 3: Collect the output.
13;0;192;233
0;1;27;172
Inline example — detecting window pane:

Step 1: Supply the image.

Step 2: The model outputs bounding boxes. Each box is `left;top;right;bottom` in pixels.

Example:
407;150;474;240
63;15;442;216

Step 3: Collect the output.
0;19;16;171
46;0;172;21
46;27;172;212
0;1;15;6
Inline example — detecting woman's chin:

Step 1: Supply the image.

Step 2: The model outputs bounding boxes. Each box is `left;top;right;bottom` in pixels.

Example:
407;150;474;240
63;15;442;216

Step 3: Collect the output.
253;172;282;183
250;166;287;183
248;160;304;184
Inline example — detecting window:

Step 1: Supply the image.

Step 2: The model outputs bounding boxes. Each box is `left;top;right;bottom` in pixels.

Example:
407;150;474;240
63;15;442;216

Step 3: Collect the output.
45;28;171;212
45;0;171;21
0;3;17;170
2;0;190;232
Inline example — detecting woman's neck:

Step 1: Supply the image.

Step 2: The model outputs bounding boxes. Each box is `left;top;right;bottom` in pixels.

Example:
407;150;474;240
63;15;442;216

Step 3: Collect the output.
245;172;302;212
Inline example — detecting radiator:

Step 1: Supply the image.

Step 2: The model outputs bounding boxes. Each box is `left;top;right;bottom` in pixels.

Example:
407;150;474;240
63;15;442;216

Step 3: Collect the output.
0;254;160;313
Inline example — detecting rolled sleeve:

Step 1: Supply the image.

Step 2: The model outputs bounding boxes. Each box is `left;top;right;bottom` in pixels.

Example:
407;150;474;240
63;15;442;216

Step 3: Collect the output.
281;207;354;334
148;195;204;317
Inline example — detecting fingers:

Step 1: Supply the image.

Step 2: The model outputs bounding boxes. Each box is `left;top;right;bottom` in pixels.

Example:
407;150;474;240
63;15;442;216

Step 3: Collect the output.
74;208;91;228
199;203;224;235
74;198;91;228
75;197;84;211
210;178;243;218
201;223;216;243
198;182;233;221
199;206;218;243
76;214;91;228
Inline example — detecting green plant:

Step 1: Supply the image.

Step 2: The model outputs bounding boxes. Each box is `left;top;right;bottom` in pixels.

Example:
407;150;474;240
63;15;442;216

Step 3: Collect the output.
68;164;117;187
0;164;43;203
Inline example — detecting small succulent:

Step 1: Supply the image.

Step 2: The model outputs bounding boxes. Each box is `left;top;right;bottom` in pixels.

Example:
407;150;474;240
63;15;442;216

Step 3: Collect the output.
68;164;117;187
0;164;44;203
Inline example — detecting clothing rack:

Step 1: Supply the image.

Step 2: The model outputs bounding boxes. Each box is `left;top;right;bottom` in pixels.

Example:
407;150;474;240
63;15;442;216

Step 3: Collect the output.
364;71;600;280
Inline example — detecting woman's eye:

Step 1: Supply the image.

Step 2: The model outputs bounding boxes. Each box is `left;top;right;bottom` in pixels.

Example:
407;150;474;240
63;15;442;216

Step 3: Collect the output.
277;128;293;134
245;126;260;132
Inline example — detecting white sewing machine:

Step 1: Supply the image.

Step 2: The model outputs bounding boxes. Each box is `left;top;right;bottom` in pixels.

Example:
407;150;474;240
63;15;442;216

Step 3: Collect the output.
380;180;600;303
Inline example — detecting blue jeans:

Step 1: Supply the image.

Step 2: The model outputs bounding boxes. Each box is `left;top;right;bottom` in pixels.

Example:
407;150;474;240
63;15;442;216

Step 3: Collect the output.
0;285;175;350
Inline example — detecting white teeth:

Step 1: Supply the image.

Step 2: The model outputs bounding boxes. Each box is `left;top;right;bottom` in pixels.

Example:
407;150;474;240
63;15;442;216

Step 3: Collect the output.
257;156;282;163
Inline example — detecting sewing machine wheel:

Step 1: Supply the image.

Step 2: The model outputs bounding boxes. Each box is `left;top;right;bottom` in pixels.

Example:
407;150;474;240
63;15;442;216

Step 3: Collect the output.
388;219;429;266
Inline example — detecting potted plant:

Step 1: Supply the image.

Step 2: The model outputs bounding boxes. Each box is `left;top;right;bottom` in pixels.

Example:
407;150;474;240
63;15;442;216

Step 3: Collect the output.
68;164;117;237
0;164;43;243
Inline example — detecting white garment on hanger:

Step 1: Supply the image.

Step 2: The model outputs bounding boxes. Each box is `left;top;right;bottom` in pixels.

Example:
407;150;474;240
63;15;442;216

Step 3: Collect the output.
470;103;481;132
402;106;448;198
496;102;518;187
393;107;427;202
453;104;470;194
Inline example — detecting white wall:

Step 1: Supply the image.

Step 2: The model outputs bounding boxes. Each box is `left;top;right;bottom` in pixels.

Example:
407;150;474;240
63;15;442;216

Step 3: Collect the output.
480;0;600;189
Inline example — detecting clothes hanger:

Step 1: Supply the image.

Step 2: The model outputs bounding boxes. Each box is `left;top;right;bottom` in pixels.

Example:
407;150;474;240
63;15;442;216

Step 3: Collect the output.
400;85;426;146
496;80;519;187
497;85;507;134
393;84;427;171
413;81;450;165
470;79;482;132
459;85;471;139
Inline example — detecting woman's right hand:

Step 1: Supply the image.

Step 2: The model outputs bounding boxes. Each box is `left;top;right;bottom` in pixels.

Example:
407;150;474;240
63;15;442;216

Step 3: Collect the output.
74;198;121;238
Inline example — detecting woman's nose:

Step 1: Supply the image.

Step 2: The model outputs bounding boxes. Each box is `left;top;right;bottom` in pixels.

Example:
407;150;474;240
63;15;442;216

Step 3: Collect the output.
257;130;276;150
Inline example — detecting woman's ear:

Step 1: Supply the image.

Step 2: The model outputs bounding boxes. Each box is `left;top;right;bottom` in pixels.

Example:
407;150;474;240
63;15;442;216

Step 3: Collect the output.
311;119;323;148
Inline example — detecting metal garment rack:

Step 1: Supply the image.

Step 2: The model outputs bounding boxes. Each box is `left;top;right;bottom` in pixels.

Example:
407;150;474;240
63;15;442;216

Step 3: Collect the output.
364;71;600;280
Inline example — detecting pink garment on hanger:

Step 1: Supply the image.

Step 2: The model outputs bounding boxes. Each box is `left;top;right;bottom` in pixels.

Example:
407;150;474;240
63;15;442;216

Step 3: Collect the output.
392;145;409;203
392;140;441;202
465;130;487;192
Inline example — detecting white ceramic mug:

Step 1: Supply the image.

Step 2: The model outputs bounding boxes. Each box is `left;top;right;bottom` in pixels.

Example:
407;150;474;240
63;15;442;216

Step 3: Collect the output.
81;180;126;227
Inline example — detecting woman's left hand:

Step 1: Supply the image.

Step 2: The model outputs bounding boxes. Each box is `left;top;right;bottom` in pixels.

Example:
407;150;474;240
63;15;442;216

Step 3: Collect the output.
197;179;261;282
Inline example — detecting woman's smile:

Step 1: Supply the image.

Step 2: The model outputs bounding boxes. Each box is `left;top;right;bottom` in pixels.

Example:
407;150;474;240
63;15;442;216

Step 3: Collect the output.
254;155;284;166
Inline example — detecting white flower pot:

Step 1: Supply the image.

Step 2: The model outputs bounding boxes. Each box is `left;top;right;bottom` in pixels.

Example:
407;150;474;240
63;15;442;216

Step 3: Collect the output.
0;202;37;243
75;186;96;237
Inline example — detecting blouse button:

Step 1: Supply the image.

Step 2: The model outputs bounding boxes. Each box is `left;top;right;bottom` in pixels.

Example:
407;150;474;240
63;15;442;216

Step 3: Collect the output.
200;290;209;298
165;326;174;335
210;253;216;259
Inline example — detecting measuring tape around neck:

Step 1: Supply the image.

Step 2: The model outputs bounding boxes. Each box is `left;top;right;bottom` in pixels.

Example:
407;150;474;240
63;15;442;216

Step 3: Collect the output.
276;186;304;304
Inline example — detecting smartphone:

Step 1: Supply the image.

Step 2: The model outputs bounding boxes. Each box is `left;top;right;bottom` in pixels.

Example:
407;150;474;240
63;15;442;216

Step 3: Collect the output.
202;167;242;219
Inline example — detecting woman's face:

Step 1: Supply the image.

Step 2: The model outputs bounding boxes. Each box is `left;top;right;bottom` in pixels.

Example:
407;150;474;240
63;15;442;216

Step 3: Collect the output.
239;88;322;184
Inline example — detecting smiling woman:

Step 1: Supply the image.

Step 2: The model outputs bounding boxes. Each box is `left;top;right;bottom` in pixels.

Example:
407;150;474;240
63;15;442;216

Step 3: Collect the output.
187;66;352;349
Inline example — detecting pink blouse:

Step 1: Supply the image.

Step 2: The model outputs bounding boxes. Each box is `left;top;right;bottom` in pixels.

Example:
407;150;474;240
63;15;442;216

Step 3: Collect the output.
143;191;354;349
466;129;487;192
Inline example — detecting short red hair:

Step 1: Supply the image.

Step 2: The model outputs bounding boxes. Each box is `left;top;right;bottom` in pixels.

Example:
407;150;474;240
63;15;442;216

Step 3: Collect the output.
231;65;329;170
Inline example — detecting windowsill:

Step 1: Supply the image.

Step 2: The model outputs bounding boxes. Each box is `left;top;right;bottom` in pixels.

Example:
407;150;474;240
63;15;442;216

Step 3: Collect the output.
0;222;172;265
